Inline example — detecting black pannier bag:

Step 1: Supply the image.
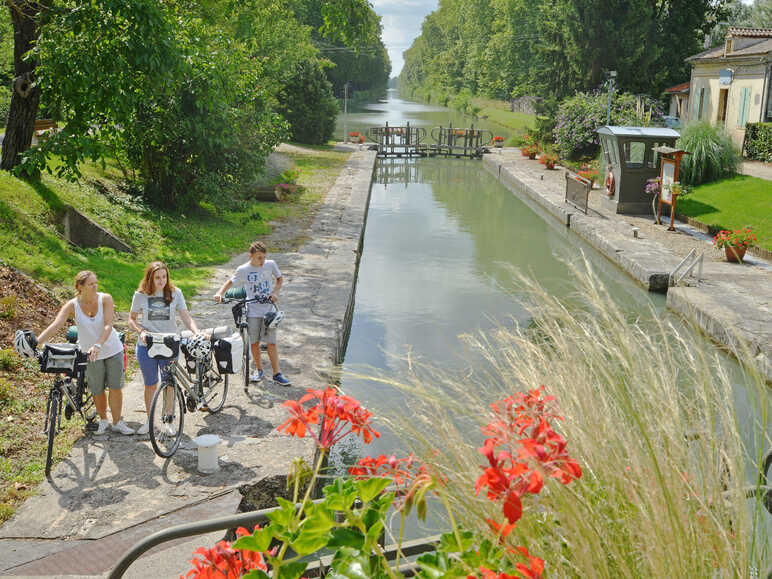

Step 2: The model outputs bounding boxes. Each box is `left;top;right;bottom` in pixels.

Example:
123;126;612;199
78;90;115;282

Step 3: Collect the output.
213;332;244;374
180;341;198;374
145;333;181;360
40;343;84;376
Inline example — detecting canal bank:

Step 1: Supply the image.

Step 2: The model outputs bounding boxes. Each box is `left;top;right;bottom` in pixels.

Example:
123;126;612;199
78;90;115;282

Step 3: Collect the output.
484;149;772;383
0;147;377;578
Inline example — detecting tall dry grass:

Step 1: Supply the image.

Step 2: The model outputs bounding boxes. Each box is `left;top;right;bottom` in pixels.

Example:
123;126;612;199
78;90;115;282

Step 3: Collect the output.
360;260;771;577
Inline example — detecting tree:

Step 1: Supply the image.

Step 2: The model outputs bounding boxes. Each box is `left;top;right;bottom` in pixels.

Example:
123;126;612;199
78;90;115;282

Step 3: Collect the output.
748;0;772;26
1;1;49;171
279;58;338;145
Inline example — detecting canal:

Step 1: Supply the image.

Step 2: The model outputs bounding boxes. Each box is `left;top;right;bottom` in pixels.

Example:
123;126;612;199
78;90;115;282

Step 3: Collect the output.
332;90;771;541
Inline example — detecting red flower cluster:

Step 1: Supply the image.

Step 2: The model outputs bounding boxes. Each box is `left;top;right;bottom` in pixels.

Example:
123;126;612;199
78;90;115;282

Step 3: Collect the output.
278;387;380;450
349;453;416;486
182;527;268;579
349;452;443;512
712;226;757;249
475;386;581;526
474;387;581;579
470;546;544;579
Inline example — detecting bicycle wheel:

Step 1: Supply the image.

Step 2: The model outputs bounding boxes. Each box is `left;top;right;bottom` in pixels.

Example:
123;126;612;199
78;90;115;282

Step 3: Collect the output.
204;364;228;413
242;326;250;391
148;380;184;458
45;389;61;478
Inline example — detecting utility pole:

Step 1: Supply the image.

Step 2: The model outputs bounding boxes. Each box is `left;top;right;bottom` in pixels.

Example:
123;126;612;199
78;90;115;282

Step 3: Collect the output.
606;70;617;126
343;82;349;143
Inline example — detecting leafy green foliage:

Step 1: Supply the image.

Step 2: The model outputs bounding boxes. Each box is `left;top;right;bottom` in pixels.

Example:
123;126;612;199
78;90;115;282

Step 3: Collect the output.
554;91;664;158
279;59;338;145
399;0;721;104
676;121;740;185
744;122;772;163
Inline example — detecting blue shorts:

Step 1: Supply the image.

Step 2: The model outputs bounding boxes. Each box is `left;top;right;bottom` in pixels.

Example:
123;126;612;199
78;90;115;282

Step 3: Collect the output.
136;344;171;387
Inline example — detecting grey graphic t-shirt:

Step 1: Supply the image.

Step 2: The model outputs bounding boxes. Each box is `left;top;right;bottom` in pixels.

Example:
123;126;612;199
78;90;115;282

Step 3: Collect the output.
130;288;187;334
231;260;281;318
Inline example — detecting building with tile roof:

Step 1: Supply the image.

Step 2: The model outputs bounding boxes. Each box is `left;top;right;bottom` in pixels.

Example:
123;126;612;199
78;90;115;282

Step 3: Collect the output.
686;27;772;147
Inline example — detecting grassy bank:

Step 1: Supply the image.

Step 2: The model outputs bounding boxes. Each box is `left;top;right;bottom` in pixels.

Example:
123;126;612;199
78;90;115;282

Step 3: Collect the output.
472;97;534;136
0;143;350;522
677;174;772;252
0;146;349;309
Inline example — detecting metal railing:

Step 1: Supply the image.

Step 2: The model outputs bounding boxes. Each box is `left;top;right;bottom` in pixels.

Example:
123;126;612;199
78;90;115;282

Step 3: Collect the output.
669;248;704;286
107;496;439;578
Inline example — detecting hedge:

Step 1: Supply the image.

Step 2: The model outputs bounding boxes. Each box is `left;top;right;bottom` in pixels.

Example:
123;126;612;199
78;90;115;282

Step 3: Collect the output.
744;122;772;162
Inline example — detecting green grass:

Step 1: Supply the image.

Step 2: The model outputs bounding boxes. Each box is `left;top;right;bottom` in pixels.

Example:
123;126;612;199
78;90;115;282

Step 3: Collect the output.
472;97;535;135
676;174;772;251
0;146;349;309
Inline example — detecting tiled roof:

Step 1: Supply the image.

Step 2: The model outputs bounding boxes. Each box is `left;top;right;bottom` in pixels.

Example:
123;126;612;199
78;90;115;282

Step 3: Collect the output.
687;38;772;61
664;82;690;94
727;27;772;38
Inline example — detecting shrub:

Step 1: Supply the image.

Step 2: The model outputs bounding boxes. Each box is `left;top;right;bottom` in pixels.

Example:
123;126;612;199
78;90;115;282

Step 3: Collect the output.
0;378;13;406
0;295;17;320
554;91;664;159
676;122;740;185
0;349;20;371
278;58;338;145
744;122;772;162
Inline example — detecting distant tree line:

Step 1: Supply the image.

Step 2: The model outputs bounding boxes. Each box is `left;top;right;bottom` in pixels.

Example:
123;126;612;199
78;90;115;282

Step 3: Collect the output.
399;0;770;108
0;0;390;209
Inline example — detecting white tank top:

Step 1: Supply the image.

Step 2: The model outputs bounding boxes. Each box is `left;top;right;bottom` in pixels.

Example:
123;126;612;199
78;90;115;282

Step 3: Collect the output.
73;293;123;360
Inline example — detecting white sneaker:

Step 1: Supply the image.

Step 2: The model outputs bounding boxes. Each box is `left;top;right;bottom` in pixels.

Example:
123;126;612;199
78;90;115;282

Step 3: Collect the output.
164;422;177;436
250;369;264;382
112;420;135;435
95;419;110;435
136;421;150;435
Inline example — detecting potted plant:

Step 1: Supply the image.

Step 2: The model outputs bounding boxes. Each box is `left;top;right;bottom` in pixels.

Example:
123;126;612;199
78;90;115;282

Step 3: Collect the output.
713;227;757;263
541;152;559;169
577;164;599;187
523;144;540;160
493;136;505;148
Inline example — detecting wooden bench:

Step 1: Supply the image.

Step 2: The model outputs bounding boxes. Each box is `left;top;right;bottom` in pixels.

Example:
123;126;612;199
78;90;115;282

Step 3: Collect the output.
565;171;592;214
33;119;58;137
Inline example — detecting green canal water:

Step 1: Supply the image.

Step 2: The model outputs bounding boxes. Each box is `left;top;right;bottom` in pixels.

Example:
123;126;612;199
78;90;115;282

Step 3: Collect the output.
331;90;771;538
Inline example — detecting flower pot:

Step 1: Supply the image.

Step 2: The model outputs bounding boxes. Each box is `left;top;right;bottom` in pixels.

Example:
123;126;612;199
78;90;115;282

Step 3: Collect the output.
494;142;503;148
724;245;747;263
545;161;556;170
528;152;537;160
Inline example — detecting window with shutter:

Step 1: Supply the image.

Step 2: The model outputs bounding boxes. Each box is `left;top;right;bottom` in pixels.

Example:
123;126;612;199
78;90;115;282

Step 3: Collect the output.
738;87;750;127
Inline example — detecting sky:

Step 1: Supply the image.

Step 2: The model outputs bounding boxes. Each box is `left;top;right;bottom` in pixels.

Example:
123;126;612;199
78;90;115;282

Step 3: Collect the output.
372;0;439;77
375;0;756;78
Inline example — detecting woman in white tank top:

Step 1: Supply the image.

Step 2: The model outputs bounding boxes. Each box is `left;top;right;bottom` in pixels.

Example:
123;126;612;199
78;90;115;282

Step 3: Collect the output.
36;271;135;436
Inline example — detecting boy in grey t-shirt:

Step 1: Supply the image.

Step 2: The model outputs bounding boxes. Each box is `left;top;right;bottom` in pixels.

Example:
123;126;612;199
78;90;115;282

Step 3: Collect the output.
214;241;290;386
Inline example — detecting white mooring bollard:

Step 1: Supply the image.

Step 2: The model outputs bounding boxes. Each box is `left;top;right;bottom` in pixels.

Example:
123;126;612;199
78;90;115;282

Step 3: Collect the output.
193;434;221;473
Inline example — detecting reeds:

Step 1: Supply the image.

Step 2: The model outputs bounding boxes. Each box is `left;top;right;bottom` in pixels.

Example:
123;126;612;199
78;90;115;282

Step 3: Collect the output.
358;259;771;577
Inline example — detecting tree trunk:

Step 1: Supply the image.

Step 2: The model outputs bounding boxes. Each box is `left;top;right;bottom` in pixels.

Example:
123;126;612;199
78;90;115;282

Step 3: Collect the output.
1;1;45;171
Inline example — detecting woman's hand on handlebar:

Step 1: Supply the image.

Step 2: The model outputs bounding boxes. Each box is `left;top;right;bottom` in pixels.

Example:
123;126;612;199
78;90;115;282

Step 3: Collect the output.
213;293;223;304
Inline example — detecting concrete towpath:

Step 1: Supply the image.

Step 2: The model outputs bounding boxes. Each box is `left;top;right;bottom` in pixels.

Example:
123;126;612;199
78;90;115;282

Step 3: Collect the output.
0;146;377;578
484;149;772;383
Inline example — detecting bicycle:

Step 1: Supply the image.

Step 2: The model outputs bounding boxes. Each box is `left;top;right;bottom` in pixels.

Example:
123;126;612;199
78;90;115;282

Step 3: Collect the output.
218;288;270;391
36;327;95;478
146;329;231;458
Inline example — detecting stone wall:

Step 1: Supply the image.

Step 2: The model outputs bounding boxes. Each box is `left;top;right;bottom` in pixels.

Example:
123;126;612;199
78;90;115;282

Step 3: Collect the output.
62;205;132;253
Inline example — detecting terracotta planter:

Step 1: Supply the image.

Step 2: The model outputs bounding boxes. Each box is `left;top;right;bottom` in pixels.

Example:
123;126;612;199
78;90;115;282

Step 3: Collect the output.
545;161;556;170
528;152;537;160
724;245;747;263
